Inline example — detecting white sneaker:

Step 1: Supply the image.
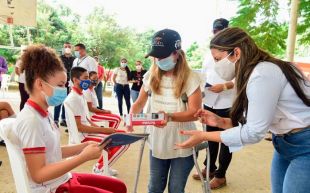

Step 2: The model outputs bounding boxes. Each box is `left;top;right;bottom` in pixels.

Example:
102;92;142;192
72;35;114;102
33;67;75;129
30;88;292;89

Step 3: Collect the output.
92;163;118;176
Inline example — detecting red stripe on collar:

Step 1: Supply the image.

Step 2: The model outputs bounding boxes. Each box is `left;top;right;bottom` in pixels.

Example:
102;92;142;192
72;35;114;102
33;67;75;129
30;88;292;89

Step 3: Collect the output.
72;86;83;95
27;99;48;117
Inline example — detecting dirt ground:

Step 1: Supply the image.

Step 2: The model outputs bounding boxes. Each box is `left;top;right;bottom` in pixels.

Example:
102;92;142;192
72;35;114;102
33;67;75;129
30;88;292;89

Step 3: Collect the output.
0;88;273;193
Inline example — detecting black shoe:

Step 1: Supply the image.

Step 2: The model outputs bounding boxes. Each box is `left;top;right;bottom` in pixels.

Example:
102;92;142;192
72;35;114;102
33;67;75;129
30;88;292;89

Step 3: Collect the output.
65;129;68;133
0;160;2;167
0;140;6;147
54;121;59;128
60;120;67;127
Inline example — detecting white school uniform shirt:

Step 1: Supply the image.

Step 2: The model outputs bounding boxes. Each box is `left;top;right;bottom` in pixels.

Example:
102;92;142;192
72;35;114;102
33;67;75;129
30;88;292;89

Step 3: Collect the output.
114;67;129;85
72;55;98;72
83;88;98;109
201;52;235;109
64;87;91;142
12;100;71;193
143;71;201;159
221;62;310;152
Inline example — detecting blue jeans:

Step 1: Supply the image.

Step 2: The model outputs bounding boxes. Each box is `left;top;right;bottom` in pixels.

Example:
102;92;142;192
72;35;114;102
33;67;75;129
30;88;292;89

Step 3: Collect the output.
271;127;310;193
131;89;140;103
54;104;65;122
115;84;131;116
148;151;194;193
95;81;103;109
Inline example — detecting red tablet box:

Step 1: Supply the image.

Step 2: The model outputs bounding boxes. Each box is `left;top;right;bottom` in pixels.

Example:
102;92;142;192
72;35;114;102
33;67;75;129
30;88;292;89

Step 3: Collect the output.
124;113;165;126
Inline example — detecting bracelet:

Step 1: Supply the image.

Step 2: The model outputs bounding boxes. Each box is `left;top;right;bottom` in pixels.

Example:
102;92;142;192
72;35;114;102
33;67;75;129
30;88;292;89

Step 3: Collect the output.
223;83;228;91
167;113;173;122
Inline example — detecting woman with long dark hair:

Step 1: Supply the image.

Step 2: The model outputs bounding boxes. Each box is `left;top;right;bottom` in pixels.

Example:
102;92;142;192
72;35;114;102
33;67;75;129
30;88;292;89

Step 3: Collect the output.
176;27;310;193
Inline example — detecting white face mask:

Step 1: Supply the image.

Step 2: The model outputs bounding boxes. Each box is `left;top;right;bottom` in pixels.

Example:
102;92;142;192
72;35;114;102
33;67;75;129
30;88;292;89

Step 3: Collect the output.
214;53;237;81
64;48;71;54
136;65;142;71
120;62;127;68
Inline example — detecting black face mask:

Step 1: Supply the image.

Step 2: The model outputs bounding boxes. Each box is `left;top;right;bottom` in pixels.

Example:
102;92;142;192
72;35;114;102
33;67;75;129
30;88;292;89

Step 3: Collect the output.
91;80;98;86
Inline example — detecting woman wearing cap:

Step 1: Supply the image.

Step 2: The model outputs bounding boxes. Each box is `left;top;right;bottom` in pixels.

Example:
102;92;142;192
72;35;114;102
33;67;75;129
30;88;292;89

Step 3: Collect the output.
112;58;131;116
129;29;202;193
176;27;310;193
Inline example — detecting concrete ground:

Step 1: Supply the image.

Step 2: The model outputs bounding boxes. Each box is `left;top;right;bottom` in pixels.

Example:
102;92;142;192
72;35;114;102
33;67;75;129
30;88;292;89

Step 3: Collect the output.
0;86;273;193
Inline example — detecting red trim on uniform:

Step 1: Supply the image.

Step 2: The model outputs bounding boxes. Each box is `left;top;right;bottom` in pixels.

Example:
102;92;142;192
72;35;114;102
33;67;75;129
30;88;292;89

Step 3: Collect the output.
23;147;46;154
26;99;48;117
72;86;83;95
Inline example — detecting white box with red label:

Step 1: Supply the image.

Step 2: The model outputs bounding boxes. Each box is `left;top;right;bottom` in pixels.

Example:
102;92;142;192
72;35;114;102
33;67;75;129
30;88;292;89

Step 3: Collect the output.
124;113;165;126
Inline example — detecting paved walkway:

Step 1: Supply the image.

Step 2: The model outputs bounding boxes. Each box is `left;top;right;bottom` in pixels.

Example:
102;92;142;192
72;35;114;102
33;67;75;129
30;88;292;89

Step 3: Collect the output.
0;87;273;193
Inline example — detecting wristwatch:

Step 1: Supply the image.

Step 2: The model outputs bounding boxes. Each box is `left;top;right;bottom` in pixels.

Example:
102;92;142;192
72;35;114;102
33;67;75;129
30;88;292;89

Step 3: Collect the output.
167;113;173;122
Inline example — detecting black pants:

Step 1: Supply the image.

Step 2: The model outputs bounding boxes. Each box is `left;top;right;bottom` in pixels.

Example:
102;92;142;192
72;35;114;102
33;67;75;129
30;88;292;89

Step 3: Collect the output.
19;83;29;111
203;105;232;178
115;83;131;116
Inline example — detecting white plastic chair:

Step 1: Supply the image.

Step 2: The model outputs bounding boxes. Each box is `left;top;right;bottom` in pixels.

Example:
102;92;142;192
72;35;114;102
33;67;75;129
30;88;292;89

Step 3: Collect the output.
1;74;11;98
0;118;31;193
64;102;111;176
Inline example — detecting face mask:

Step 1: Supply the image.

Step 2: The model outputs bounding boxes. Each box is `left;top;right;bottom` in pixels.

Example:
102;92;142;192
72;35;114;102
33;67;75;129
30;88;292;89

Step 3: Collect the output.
74;51;80;58
136;65;142;71
79;79;91;90
214;53;237;81
64;48;71;54
156;55;176;71
91;80;98;86
43;82;67;106
120;62;127;68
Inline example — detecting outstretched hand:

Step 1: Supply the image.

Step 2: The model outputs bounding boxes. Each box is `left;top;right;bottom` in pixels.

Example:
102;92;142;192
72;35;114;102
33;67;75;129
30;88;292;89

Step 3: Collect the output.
194;109;224;128
175;130;206;149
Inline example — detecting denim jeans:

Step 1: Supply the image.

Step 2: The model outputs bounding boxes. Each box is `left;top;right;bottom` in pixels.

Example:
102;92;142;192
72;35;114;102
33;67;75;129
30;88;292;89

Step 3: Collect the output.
271;127;310;193
131;89;140;103
148;151;194;193
54;104;65;122
95;81;103;109
115;84;131;116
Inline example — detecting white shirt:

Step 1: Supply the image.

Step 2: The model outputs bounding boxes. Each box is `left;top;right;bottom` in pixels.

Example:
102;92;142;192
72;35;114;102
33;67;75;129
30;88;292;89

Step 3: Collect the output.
201;52;235;109
143;71;201;159
13;100;71;193
221;62;310;152
16;59;26;83
83;88;98;109
64;87;90;142
72;56;98;72
114;68;129;85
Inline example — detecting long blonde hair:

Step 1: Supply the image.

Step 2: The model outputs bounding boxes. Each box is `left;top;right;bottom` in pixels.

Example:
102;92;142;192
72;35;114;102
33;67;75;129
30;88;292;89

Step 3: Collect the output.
149;50;190;98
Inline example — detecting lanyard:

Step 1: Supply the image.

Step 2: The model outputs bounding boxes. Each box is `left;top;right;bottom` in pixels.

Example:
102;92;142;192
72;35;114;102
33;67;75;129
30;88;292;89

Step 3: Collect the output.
77;56;87;66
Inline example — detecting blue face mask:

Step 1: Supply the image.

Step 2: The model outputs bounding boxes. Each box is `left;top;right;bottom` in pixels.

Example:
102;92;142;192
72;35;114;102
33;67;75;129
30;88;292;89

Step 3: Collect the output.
79;79;91;90
43;82;67;106
74;51;80;58
156;55;176;71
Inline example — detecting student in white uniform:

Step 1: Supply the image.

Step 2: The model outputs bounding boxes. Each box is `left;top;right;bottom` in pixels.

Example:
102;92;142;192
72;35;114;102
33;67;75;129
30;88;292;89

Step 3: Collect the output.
65;67;128;175
84;71;121;129
72;43;97;73
176;27;310;193
129;29;202;193
12;45;126;193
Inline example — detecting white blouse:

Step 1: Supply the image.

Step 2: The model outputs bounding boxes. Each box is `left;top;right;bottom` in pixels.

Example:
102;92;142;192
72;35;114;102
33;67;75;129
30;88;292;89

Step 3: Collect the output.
221;61;310;152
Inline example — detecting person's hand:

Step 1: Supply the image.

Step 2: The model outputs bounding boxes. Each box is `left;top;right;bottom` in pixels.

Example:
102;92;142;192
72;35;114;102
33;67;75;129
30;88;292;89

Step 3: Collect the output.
208;84;224;93
100;127;116;134
103;109;112;114
175;130;206;149
154;111;168;128
126;125;134;132
194;109;224;127
79;143;103;161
